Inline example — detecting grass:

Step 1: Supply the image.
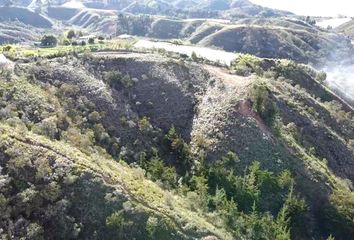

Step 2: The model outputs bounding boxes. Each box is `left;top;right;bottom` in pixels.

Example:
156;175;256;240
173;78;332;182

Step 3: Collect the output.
0;123;233;240
1;44;104;58
0;38;137;59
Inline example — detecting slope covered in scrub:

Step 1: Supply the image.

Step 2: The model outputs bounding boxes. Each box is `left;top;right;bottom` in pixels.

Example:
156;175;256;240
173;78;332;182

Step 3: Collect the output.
115;15;353;65
0;22;43;44
0;48;353;239
68;9;117;33
336;19;354;39
0;7;53;28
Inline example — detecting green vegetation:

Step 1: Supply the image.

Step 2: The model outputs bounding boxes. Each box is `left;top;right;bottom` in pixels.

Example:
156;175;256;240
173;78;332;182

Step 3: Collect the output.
67;29;76;39
41;35;58;47
0;58;300;240
250;80;278;126
0;42;353;240
232;54;264;76
0;43;105;59
316;71;327;83
104;70;133;89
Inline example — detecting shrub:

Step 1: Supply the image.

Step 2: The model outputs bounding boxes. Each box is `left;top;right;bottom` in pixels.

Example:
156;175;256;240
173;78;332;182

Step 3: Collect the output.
146;216;172;239
325;189;354;238
32;117;59;140
147;154;177;188
138;117;151;131
67;30;76;39
250;81;278;126
88;38;95;44
106;210;125;228
104;71;133;89
41;35;58;47
121;74;133;88
26;223;44;239
191;51;198;62
2;45;12;52
165;126;192;171
61;38;71;46
88;111;101;123
232;54;264;76
316;71;327;83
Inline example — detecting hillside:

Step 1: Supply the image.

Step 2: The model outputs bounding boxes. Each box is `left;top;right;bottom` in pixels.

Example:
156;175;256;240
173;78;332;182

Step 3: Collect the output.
82;0;292;19
0;1;354;239
0;7;53;28
0;47;353;239
0;22;43;44
336;19;354;39
197;24;351;65
68;9;117;33
47;6;81;21
115;15;353;65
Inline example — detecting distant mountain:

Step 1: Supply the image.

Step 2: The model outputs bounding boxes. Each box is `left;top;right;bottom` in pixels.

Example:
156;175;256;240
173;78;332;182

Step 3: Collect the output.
197;0;292;17
0;7;53;28
114;15;352;65
87;0;293;19
121;0;172;15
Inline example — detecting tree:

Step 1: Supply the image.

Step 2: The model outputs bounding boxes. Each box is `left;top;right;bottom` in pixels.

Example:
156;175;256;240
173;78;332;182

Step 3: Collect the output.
62;38;70;46
165;126;192;171
316;71;327;84
2;45;12;52
191;51;198;62
147;154;177;188
116;13;131;35
88;38;95;44
305;16;316;25
138;116;151;131
67;30;76;39
41;35;57;47
250;82;277;126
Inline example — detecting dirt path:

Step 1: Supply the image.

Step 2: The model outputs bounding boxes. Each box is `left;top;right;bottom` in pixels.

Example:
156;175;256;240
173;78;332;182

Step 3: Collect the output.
203;65;274;139
203;65;252;90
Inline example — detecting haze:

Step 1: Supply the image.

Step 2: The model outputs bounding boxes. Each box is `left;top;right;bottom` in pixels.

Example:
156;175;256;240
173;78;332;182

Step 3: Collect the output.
252;0;354;16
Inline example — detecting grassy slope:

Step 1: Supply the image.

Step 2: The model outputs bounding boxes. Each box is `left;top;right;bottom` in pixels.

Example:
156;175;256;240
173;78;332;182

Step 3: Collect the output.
197;23;351;65
112;15;352;65
68;9;117;34
0;22;42;44
0;123;232;239
336;19;354;39
0;7;53;28
1;47;354;239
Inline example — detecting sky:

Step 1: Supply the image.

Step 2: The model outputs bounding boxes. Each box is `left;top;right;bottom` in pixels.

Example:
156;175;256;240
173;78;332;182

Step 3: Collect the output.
251;0;354;17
